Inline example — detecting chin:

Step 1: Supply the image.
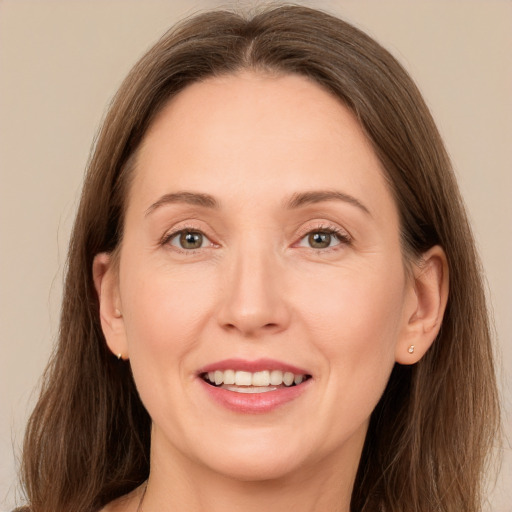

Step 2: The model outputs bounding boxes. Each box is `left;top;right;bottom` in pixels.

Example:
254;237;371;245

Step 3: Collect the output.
204;451;305;482
184;427;312;482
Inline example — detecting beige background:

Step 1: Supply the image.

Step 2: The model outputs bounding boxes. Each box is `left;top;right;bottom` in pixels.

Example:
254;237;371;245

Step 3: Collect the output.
0;0;510;510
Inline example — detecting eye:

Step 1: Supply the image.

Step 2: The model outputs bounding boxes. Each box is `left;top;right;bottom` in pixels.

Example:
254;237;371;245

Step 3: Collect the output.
167;230;211;250
296;228;349;249
307;231;337;249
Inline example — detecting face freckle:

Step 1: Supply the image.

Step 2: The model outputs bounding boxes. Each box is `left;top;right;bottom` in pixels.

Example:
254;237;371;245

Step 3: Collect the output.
114;71;412;482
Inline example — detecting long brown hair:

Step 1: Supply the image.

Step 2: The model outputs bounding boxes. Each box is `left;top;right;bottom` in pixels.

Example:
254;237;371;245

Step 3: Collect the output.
19;5;499;512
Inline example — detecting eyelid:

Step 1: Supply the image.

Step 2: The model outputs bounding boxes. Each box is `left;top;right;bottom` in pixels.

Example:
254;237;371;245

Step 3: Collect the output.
293;222;352;249
168;230;212;249
158;220;351;252
160;223;218;251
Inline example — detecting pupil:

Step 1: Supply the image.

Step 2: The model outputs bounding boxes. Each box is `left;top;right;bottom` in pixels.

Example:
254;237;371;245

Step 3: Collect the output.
309;232;331;248
180;231;202;249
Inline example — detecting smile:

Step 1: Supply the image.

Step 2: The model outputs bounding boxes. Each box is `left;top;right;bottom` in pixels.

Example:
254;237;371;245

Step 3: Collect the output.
201;369;311;393
197;359;313;412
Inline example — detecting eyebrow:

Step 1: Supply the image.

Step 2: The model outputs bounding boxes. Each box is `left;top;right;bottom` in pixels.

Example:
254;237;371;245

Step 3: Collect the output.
285;190;371;215
145;191;219;216
144;189;370;216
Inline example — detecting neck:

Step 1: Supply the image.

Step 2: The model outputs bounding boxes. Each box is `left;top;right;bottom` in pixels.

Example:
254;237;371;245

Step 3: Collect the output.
141;427;365;512
144;468;354;512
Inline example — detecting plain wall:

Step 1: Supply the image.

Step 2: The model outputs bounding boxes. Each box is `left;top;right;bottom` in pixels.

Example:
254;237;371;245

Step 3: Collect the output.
1;1;510;510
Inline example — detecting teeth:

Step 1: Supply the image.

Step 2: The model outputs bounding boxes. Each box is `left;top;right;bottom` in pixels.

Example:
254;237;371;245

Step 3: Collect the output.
235;371;252;386
223;369;235;385
224;385;277;394
203;369;309;387
283;372;294;386
252;371;270;386
270;370;283;385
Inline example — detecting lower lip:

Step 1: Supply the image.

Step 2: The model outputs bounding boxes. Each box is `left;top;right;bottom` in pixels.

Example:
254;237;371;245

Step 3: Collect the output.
198;378;311;414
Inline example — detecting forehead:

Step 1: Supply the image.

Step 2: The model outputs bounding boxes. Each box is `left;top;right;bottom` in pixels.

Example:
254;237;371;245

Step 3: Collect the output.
128;71;396;222
141;71;372;161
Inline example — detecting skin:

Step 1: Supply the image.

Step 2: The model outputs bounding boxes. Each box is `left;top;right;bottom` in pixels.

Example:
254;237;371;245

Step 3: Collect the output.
95;72;448;512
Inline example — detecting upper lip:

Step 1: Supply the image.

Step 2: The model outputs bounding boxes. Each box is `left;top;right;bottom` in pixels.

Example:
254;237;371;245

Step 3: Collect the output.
197;358;311;376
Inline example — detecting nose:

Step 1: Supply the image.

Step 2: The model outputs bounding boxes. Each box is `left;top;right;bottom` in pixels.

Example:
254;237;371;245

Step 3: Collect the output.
216;243;291;338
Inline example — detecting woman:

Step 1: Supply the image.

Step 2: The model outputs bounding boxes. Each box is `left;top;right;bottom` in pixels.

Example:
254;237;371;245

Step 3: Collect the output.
17;5;500;512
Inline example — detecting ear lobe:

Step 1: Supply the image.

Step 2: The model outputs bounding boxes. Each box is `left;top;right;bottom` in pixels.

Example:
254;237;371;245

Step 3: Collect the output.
92;252;128;360
395;245;449;365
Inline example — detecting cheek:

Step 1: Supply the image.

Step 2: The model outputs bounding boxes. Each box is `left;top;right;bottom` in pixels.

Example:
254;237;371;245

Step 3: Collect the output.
296;258;406;408
118;260;222;438
300;258;406;345
121;263;218;353
118;252;221;396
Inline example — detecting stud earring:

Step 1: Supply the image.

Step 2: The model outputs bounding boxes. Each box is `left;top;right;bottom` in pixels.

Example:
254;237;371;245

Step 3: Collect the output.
117;353;122;360
408;345;415;354
114;308;122;318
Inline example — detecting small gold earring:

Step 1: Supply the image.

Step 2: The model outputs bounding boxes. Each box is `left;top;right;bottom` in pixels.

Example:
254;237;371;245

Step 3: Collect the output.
114;308;122;318
117;353;122;360
408;345;415;354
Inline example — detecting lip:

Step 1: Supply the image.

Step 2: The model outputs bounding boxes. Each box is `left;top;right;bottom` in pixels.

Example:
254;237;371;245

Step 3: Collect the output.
198;377;312;414
196;358;312;414
197;358;310;375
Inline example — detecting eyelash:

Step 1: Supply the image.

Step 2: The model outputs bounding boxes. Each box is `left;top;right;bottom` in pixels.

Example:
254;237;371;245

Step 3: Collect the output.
160;223;351;253
160;224;215;254
295;223;351;251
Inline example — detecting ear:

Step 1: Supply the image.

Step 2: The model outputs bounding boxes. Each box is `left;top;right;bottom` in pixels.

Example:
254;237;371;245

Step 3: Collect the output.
395;245;449;364
92;252;129;360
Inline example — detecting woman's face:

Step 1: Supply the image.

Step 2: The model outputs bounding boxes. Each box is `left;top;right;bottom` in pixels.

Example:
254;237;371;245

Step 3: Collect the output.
104;72;420;481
